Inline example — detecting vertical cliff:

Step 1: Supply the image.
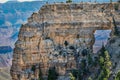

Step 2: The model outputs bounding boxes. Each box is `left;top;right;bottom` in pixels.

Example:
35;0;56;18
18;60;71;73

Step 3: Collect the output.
10;3;120;80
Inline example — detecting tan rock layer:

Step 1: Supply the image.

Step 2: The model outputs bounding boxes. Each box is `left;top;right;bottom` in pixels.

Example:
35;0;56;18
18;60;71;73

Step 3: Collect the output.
11;3;120;80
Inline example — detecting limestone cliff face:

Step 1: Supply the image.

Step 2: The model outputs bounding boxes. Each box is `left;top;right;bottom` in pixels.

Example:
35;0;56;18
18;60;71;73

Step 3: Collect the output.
11;3;120;80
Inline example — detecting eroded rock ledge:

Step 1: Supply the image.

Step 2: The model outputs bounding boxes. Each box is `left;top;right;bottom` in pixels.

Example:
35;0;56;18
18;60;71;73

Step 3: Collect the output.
11;3;120;80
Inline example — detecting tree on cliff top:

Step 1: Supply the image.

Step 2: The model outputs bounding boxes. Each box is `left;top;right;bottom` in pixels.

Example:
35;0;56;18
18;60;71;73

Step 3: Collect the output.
118;0;120;3
110;0;112;3
66;0;72;3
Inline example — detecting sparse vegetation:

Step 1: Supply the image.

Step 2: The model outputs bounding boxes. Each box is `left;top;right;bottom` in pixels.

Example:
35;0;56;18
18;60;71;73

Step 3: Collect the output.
88;77;92;80
115;70;120;80
45;37;50;39
66;0;72;3
39;68;43;80
69;73;75;80
112;16;119;36
118;44;120;47
97;46;112;80
114;4;119;10
76;34;79;38
10;2;120;80
31;65;36;72
71;69;78;79
48;67;58;80
118;0;120;3
110;39;115;44
64;40;69;47
69;46;75;50
110;0;112;3
88;53;93;66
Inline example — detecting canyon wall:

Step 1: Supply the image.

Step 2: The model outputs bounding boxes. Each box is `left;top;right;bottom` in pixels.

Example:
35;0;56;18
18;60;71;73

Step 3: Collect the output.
10;3;120;80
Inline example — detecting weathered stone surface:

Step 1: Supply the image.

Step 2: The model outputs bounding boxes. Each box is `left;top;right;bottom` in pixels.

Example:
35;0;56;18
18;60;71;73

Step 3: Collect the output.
11;3;120;80
106;36;120;74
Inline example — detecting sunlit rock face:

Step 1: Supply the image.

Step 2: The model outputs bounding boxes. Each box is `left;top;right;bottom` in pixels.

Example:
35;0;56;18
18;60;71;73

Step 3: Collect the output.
11;3;120;80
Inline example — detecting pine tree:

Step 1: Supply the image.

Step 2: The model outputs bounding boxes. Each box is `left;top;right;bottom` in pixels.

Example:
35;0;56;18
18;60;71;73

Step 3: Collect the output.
112;16;119;36
66;0;72;3
115;70;120;80
98;47;112;80
88;77;92;80
100;44;106;57
71;69;78;79
110;0;112;3
48;67;58;80
69;73;75;80
88;54;93;66
99;56;104;68
118;0;120;3
31;65;36;72
64;40;69;47
39;68;43;80
104;51;112;68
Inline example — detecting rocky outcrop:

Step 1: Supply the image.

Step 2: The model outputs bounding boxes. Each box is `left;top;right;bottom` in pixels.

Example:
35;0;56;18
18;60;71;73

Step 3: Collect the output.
10;3;120;80
106;36;120;74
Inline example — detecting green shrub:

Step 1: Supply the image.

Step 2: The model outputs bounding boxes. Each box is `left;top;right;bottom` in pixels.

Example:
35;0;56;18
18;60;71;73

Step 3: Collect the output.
48;67;58;80
69;73;75;80
115;70;120;80
110;39;115;44
114;4;119;10
66;0;72;3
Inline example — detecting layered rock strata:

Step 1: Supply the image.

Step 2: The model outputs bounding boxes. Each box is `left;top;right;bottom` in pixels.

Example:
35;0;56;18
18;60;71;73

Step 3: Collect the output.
11;3;120;80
